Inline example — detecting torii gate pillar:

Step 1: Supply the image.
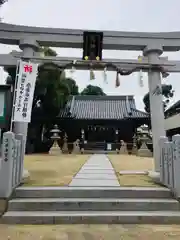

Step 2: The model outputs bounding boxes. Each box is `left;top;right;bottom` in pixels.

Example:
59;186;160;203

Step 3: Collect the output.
13;39;39;179
143;45;165;174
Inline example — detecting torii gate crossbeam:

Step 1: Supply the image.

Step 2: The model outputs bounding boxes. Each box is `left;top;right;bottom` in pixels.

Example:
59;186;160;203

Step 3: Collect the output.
1;23;180;51
0;53;180;73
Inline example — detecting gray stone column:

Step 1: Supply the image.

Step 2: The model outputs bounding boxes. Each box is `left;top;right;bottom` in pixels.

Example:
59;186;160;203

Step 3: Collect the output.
143;45;165;174
13;39;39;178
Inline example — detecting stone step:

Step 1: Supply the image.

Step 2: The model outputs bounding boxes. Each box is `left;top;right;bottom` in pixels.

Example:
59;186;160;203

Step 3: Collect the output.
8;198;180;211
2;211;180;224
13;186;172;199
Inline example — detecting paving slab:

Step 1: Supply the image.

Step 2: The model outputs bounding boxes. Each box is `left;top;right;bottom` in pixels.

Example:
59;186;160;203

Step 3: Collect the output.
82;167;113;170
119;170;148;175
77;168;115;174
76;171;115;174
75;173;118;180
69;154;120;187
69;179;120;187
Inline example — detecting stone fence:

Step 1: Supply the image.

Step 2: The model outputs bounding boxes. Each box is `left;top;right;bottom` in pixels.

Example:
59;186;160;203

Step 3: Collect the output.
159;134;180;198
0;131;24;198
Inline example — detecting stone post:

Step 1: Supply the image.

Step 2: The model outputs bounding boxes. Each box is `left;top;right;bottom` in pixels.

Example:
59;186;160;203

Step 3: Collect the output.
143;44;165;175
15;134;24;183
132;134;138;155
13;39;39;179
172;134;180;198
159;136;168;184
0;132;15;198
72;139;80;154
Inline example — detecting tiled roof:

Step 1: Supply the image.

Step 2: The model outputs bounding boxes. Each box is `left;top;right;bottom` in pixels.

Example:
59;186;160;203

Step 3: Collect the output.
59;95;149;120
164;100;180;118
165;100;180;114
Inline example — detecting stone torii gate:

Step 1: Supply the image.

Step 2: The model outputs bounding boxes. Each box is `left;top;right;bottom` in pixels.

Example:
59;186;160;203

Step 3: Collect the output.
1;23;180;179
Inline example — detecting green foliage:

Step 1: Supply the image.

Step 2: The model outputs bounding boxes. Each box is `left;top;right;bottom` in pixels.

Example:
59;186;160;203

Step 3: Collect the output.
4;47;106;153
34;63;67;117
81;84;106;96
4;47;80;153
5;48;79;119
41;47;57;56
143;84;174;113
5;67;16;85
64;78;79;95
0;0;7;5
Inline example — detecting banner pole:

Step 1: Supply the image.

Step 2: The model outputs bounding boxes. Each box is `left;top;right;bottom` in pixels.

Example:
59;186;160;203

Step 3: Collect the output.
10;60;21;131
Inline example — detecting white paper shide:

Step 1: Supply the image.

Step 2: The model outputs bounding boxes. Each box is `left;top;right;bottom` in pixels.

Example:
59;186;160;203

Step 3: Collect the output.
13;61;38;123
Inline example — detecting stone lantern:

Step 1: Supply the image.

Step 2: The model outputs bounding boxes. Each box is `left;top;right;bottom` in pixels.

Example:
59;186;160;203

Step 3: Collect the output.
49;124;61;155
137;125;152;157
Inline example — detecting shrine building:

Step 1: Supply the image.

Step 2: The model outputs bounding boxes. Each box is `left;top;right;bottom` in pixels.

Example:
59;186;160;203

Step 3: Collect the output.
165;100;180;137
58;95;149;151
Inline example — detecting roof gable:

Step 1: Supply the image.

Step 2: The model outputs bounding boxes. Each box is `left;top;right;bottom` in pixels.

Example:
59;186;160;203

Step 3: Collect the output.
59;95;149;120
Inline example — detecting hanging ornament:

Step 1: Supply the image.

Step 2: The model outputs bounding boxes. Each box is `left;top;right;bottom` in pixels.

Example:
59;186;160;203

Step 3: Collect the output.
161;71;169;78
138;55;143;62
60;70;66;80
137;56;144;87
70;60;77;73
115;71;120;87
103;67;108;84
138;69;144;87
90;69;95;80
69;60;76;78
89;63;95;80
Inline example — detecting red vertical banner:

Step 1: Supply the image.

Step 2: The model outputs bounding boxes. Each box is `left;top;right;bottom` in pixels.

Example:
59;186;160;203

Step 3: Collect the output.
12;60;38;123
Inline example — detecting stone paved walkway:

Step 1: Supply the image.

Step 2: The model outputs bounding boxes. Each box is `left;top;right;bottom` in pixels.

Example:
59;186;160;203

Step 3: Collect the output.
69;154;120;186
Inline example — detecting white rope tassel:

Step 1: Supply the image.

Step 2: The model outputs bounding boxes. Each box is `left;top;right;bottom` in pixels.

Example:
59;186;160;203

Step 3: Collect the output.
60;70;66;80
103;67;108;84
115;72;120;87
89;63;95;80
138;69;144;87
70;60;77;77
90;68;95;80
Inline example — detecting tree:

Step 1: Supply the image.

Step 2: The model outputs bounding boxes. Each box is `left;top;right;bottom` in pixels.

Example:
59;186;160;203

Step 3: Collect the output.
0;0;7;5
33;63;69;118
81;85;106;96
63;78;79;95
5;47;79;118
42;47;57;57
143;84;174;113
5;47;78;153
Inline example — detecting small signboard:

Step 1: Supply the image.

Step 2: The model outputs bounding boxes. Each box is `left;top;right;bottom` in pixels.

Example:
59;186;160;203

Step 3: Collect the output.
0;91;5;122
0;85;12;130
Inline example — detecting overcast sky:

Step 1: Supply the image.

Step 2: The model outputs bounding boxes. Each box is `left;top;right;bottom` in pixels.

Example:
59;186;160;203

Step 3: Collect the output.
0;0;180;110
